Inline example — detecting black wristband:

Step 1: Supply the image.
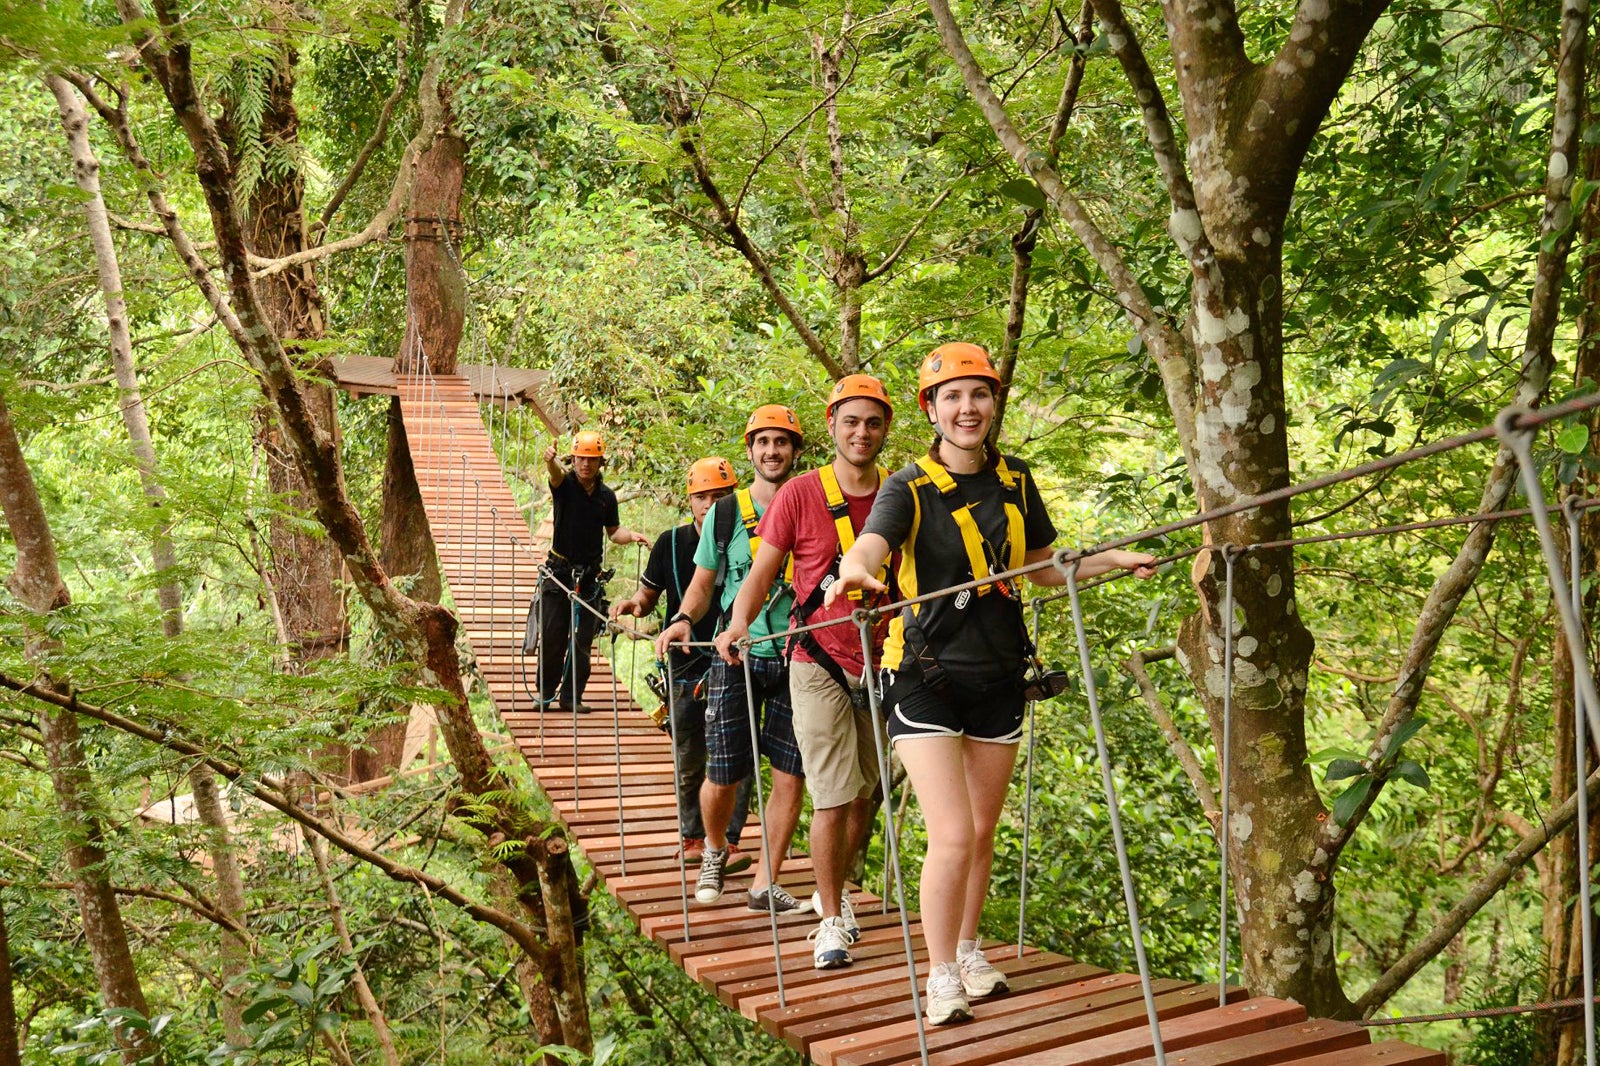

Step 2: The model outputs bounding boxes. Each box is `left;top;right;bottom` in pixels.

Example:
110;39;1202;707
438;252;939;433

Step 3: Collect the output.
668;611;693;629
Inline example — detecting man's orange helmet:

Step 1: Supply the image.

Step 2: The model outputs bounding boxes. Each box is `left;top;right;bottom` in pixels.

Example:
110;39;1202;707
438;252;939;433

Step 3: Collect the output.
686;456;737;495
917;342;1001;414
571;430;606;458
826;374;894;419
744;404;804;446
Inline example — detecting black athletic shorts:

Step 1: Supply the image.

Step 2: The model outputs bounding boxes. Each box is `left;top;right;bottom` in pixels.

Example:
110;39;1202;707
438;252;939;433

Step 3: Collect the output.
880;664;1026;745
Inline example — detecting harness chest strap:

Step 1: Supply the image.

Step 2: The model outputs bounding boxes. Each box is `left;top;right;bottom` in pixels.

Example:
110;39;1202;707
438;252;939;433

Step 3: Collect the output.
910;455;1026;595
817;464;890;601
737;488;795;585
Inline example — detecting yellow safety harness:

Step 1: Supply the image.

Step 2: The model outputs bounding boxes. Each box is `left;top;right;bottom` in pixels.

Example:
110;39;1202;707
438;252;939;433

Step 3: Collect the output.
737;487;794;586
910;455;1026;596
817;464;890;601
883;455;1028;672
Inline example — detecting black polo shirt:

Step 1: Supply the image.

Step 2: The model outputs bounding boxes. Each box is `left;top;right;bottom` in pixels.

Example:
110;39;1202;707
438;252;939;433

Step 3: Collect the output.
549;474;619;568
641;522;718;672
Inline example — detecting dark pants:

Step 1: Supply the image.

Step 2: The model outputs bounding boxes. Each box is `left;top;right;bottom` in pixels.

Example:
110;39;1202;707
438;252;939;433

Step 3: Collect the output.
671;658;751;843
536;570;604;707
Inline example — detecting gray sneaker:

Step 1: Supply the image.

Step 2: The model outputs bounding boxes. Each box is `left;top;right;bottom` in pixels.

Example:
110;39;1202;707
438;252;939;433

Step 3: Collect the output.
746;883;813;914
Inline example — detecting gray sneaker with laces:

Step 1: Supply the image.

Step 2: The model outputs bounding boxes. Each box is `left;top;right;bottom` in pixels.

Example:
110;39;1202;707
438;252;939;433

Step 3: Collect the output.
745;883;813;914
810;889;861;943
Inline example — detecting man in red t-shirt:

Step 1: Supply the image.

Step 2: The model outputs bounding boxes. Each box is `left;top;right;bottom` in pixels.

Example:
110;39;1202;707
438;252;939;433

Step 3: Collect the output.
717;375;893;970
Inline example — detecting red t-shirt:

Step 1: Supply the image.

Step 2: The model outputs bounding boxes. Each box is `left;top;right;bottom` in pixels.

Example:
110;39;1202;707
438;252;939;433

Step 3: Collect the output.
757;468;889;677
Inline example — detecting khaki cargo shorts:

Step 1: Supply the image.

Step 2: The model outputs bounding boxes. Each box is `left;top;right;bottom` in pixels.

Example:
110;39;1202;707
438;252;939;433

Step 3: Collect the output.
789;659;882;810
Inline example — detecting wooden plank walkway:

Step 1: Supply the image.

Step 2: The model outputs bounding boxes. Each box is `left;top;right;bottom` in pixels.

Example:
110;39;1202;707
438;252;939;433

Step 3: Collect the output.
395;370;1443;1066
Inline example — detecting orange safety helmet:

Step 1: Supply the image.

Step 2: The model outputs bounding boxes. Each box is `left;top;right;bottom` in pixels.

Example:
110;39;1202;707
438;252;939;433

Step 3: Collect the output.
571;430;606;458
918;342;1002;414
744;404;804;445
686;456;737;495
826;374;894;419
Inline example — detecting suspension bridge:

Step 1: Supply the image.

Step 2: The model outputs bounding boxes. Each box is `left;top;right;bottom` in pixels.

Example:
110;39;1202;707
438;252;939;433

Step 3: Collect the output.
370;358;1600;1066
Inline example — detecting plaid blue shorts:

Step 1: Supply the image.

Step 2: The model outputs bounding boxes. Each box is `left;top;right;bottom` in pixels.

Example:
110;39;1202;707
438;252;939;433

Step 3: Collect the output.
705;654;804;784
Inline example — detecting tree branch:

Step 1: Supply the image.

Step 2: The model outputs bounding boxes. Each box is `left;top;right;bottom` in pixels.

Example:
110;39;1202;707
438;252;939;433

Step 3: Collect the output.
924;0;1198;462
312;27;410;245
665;88;843;378
0;879;246;937
1315;0;1587;868
1124;647;1220;817
61;70;248;350
863;182;958;283
1353;766;1600;1016
0;673;549;962
1087;0;1200;234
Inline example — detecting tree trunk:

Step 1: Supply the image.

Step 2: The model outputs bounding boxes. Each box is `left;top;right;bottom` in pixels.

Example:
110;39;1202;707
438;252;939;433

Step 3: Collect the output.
226;45;349;677
47;75;252;1044
0;390;160;1064
1548;75;1600;1061
0;898;19;1066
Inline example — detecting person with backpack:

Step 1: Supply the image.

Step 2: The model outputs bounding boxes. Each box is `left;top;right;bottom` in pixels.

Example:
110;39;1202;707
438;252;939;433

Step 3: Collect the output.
655;406;811;914
534;431;650;713
714;375;895;970
824;344;1156;1025
611;457;753;869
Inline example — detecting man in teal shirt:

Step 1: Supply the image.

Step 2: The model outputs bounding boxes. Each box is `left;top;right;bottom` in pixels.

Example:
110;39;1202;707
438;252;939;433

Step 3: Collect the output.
656;404;809;913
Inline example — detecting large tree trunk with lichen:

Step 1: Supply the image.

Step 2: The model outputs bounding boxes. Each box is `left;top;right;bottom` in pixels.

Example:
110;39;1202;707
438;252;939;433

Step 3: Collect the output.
928;0;1586;1015
1173;249;1338;1012
0;390;161;1064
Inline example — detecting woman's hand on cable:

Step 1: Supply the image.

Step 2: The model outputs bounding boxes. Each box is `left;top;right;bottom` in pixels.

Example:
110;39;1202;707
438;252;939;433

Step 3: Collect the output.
713;623;748;665
655;620;690;660
823;566;888;610
1117;550;1159;579
610;597;642;620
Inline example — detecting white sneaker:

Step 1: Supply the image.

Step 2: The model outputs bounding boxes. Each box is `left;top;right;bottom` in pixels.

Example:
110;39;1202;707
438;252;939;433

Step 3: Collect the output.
925;961;972;1025
810;890;861;943
808;916;853;970
957;940;1009;998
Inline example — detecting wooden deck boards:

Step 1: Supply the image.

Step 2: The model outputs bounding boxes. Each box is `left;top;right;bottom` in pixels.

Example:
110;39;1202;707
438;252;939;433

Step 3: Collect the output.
397;372;1443;1066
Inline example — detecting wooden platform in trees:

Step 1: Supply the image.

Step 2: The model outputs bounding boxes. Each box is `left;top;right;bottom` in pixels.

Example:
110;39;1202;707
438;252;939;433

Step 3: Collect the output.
397;370;1444;1066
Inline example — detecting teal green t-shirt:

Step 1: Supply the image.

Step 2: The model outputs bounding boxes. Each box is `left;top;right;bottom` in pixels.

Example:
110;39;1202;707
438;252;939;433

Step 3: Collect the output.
694;493;794;659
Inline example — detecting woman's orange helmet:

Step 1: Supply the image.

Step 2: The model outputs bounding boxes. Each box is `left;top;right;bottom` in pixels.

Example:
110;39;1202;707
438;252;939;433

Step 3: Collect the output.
686;456;737;495
917;343;1001;414
571;431;606;458
826;374;894;419
744;404;804;445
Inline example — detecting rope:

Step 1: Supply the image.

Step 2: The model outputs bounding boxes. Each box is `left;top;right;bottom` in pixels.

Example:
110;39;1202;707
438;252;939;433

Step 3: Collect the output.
1359;995;1600;1026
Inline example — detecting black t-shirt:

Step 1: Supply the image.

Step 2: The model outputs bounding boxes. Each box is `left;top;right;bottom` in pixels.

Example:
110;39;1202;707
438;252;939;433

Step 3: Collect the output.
863;455;1057;680
641;522;718;671
549;474;619;568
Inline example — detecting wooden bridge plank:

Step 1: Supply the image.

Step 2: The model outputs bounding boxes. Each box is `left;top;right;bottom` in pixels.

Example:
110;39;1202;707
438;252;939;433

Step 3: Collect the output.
780;962;1117;1056
1109;1018;1368;1066
1000;996;1304;1066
